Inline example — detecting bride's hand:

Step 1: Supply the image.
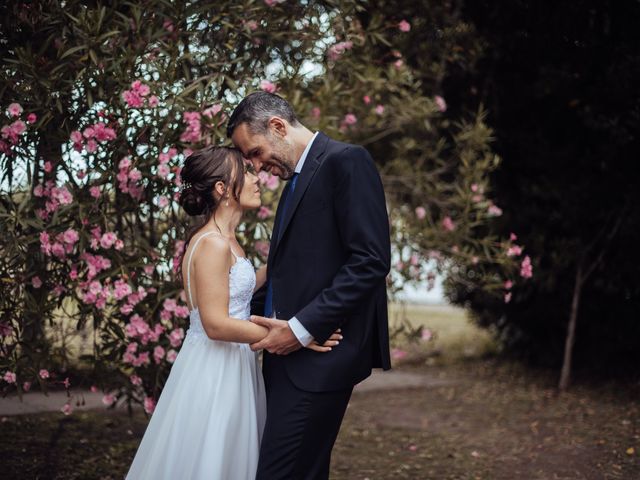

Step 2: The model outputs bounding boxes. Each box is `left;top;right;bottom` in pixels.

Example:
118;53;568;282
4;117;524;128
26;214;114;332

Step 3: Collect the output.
305;329;342;353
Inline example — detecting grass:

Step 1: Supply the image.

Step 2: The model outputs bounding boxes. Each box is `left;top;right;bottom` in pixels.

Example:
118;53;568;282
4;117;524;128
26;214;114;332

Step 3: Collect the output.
1;304;638;479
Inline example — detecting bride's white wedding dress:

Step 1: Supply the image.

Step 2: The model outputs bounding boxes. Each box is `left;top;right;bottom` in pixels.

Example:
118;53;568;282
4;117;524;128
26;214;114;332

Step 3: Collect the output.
126;231;266;479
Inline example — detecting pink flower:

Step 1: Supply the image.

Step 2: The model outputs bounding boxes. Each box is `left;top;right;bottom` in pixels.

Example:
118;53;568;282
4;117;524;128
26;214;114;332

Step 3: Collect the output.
119;156;132;170
22;381;31;392
7;103;23;117
375;104;385;115
100;232;118;249
90;385;98;393
421;328;433;341
504;292;512;303
148;95;159;107
157;164;170;179
328;41;353;61
471;183;479;193
257;206;272;219
128;168;142;182
144;396;156;414
363;95;371;104
130;375;142;386
32;276;42;288
415;206;426;220
202;104;223;118
174;305;190;318
44;161;53;173
27;113;37;124
254;240;270;258
166;349;178;363
63;377;71;389
504;280;513;290
61;403;73;415
168;328;185;348
434;95;447;112
394;59;403;69
102;393;116;406
398;20;411;32
343;113;357;126
163;298;177;312
70;130;83;144
153;345;166;364
245;20;258;31
62;229;79;245
520;255;533;279
391;348;407;360
260;80;277;93
510;232;518;241
114;239;124;250
441;216;455;232
506;245;523;257
85;139;98;153
90;186;101;198
258;171;279;190
3;371;17;384
51;186;72;205
163;19;174;32
157;195;170;208
487;204;503;217
39;369;50;379
311;107;321;119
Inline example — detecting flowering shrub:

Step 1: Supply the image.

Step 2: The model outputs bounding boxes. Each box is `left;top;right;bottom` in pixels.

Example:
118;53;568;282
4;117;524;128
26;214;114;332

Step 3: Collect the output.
0;1;530;414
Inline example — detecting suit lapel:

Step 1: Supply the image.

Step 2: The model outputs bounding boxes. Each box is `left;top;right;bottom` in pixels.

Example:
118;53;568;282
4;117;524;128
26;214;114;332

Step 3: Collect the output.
269;132;329;260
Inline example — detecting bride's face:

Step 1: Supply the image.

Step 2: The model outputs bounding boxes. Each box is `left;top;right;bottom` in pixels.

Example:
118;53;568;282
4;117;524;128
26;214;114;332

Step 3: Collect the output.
237;162;261;210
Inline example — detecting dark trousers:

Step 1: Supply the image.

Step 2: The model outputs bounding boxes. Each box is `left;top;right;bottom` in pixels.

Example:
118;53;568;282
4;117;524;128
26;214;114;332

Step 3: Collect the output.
256;356;353;480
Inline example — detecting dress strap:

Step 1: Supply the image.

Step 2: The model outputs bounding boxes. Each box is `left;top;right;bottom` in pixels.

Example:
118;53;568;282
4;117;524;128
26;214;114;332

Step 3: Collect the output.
186;231;221;310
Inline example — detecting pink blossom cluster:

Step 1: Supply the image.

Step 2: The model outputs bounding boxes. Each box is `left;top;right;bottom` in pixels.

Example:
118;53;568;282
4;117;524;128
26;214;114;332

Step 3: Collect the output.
254;240;270;258
257;206;272;219
434;95;447;113
157;147;178;179
116;156;144;200
70;120;116;153
79;279;110;309
0;103;33;154
122;80;158;109
441;216;456;232
172;240;185;273
260;80;277;93
258;171;280;190
487;203;503;217
119;285;149;315
80;251;112;280
125;315;166;346
520;255;533;278
180;112;202;143
33;181;73;220
398;20;411;32
160;297;189;321
39;228;79;259
328;41;353;61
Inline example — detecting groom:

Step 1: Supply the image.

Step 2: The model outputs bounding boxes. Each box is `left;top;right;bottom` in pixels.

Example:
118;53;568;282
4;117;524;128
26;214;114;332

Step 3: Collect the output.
228;92;391;479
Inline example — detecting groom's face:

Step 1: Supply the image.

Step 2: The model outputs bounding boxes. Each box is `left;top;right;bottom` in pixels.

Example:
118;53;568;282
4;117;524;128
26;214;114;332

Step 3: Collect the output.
231;121;296;180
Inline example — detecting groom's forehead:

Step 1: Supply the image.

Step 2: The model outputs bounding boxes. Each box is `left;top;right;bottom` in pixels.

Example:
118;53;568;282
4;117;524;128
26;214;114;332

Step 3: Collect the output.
232;124;265;155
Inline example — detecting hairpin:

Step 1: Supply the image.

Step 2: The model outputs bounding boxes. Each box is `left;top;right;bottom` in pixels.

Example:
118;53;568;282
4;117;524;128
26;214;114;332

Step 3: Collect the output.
182;181;193;190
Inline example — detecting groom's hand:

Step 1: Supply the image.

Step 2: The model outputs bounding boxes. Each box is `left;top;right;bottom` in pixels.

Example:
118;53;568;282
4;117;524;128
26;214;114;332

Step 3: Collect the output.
249;316;303;355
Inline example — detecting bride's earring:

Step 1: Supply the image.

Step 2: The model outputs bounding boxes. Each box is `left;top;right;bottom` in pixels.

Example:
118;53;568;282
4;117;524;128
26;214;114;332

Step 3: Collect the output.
225;197;229;207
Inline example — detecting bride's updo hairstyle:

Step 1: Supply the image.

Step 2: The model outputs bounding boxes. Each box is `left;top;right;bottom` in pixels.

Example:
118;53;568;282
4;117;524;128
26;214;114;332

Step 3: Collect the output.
177;145;246;279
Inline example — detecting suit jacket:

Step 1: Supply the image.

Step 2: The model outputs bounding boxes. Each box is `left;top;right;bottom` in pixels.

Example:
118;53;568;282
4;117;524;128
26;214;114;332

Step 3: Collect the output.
252;132;391;392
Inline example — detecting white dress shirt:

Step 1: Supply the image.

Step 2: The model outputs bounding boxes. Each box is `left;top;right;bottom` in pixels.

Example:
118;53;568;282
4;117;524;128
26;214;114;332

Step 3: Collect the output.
286;132;319;347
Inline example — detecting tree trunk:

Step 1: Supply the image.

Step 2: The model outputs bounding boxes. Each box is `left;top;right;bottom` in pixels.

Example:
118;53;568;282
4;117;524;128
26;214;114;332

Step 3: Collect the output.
559;264;583;391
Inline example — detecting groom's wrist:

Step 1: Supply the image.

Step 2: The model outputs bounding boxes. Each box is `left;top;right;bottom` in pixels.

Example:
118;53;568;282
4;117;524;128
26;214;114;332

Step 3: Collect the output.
288;317;314;346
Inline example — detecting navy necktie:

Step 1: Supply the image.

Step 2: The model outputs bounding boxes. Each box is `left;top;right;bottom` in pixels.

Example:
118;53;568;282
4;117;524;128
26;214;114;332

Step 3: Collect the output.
264;173;299;318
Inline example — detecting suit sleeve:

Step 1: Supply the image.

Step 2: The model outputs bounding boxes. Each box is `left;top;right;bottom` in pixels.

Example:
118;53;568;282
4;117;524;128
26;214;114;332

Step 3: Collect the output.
295;146;391;343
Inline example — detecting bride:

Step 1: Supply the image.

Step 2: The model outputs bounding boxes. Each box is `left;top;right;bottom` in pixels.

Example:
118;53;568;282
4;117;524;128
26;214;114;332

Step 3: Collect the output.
126;146;340;479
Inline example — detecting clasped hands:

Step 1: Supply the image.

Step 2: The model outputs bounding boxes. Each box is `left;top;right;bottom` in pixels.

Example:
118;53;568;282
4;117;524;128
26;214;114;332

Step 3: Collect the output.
249;316;342;355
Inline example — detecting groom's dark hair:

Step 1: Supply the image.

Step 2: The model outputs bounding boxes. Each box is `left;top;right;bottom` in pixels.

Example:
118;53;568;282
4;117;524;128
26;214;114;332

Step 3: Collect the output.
226;91;301;138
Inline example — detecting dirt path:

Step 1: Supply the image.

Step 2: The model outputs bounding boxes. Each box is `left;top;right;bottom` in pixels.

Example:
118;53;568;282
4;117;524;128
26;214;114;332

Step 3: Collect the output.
0;361;638;479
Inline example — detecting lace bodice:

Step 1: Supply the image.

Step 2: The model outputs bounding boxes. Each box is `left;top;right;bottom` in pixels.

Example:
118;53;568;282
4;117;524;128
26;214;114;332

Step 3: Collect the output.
185;232;256;341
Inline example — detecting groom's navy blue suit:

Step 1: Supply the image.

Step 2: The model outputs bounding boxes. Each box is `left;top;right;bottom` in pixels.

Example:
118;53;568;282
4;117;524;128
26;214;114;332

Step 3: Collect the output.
252;132;391;479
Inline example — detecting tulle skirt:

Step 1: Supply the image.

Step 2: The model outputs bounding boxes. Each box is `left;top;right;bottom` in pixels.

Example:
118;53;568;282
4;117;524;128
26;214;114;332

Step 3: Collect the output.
126;332;266;480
